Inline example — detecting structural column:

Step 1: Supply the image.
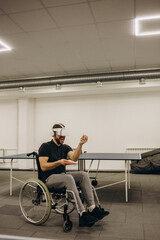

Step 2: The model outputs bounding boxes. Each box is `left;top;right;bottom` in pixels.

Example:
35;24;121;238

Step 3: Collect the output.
17;98;35;169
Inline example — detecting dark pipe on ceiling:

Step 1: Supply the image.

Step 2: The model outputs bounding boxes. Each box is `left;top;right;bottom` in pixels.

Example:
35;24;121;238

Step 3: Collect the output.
0;68;160;89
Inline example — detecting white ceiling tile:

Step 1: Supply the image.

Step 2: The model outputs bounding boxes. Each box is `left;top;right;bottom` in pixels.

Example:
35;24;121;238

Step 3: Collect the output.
4;40;49;65
3;58;45;77
0;62;23;77
33;59;64;75
2;33;37;49
136;56;160;69
26;41;81;68
110;57;135;70
0;0;43;13
14;47;47;62
28;29;66;47
0;76;9;80
48;3;94;27
1;34;44;61
84;60;111;72
61;24;99;42
97;20;134;39
101;37;135;61
10;9;56;31
59;60;87;73
71;40;107;62
136;0;160;18
12;59;46;75
0;15;22;34
0;71;22;78
90;0;134;22
135;37;160;58
140;18;160;34
30;41;72;61
0;9;4;15
49;42;80;62
0;51;18;67
41;0;87;7
42;42;88;73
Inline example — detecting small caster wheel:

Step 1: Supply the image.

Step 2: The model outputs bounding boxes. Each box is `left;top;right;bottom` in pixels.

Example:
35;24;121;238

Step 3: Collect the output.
63;220;72;232
92;180;98;186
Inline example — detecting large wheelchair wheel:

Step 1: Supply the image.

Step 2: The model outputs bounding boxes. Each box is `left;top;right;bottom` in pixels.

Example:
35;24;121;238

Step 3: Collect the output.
19;178;51;225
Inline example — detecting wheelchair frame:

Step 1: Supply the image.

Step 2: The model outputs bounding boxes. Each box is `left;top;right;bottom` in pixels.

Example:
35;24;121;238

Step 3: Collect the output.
19;152;101;232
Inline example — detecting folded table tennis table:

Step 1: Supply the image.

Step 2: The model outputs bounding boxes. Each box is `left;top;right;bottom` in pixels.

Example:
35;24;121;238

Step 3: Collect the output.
78;152;141;202
0;153;36;196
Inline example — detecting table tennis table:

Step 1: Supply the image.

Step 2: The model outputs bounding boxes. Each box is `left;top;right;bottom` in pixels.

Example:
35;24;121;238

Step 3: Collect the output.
79;153;141;202
0;153;36;196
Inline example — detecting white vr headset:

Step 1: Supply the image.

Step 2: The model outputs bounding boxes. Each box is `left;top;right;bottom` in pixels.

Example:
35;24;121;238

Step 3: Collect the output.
52;127;69;137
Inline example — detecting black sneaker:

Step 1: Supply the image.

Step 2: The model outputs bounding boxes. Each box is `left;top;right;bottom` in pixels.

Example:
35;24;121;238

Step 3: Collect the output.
79;212;97;227
89;207;110;220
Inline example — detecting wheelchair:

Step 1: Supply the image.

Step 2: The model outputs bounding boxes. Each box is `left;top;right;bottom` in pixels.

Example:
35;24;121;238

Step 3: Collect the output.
19;152;101;232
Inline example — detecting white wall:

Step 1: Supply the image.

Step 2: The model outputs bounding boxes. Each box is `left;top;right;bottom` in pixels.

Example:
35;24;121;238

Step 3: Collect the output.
35;91;160;170
17;98;35;169
0;90;160;170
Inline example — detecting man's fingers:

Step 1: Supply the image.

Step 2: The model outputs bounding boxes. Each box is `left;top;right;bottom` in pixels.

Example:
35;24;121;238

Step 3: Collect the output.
81;135;88;143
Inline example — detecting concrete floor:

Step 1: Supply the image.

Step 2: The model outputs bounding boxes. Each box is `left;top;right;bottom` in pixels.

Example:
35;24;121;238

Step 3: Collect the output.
0;170;160;240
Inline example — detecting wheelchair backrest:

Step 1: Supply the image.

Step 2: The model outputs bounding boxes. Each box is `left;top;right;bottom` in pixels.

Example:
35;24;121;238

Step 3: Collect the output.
27;151;44;182
35;153;44;182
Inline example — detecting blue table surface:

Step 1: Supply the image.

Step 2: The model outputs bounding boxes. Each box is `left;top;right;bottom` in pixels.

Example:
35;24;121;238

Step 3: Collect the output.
0;153;35;159
79;152;141;160
0;152;141;160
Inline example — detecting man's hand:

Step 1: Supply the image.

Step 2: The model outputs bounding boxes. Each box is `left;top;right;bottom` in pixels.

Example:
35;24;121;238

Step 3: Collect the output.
67;135;88;162
58;159;68;166
80;135;88;145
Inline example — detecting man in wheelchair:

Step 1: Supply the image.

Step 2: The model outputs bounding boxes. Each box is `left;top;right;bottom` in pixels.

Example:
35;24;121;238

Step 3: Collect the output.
38;123;109;227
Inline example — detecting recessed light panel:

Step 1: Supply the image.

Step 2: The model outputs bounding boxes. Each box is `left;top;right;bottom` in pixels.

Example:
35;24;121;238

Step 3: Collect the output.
135;15;160;36
0;40;12;52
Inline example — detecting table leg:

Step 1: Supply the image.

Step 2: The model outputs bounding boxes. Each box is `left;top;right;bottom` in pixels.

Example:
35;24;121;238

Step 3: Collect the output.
79;159;85;171
125;160;128;202
10;158;13;196
95;160;100;179
87;159;93;173
128;160;131;189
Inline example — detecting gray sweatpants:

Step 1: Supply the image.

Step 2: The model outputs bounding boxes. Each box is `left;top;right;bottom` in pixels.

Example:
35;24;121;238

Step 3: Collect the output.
45;171;95;213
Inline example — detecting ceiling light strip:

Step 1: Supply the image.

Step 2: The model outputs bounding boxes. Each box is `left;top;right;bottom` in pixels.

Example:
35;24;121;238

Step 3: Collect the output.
135;15;160;36
0;40;12;52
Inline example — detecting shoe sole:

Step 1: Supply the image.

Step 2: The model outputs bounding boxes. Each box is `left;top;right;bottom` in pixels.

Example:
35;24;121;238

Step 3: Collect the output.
97;212;110;220
79;221;95;227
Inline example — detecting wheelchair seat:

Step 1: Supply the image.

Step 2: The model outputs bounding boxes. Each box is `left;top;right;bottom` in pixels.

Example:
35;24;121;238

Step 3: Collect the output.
49;186;66;194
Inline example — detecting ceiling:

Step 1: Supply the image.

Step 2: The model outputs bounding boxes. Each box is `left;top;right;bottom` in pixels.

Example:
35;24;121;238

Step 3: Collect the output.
0;0;160;82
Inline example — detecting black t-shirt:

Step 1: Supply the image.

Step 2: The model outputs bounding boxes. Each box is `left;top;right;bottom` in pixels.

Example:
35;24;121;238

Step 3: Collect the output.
38;140;72;182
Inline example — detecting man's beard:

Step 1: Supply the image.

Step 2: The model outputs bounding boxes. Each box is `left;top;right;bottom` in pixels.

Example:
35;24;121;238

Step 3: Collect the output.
55;136;64;145
55;137;61;145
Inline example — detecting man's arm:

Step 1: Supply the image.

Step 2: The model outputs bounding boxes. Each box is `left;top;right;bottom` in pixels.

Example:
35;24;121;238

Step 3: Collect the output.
67;135;88;162
39;157;67;171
